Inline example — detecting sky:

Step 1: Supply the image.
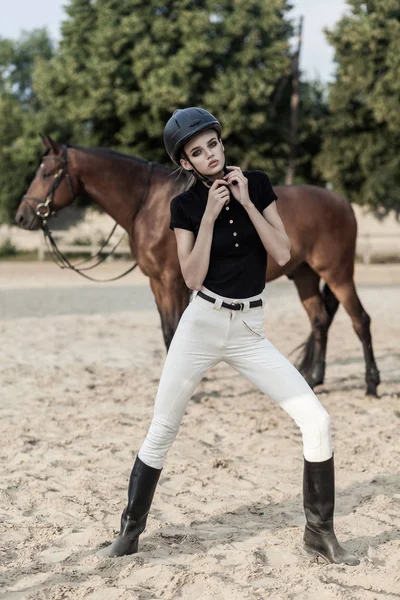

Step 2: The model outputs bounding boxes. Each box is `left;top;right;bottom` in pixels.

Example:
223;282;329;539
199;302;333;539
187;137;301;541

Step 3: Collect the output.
0;0;349;82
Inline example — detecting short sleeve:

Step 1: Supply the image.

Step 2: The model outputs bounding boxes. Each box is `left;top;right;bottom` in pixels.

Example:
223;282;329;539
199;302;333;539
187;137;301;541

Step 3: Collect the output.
255;170;278;212
169;195;194;232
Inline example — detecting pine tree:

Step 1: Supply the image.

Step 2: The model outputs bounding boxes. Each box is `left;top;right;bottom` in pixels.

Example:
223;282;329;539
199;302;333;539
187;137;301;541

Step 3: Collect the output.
33;0;294;173
1;1;331;223
317;0;400;213
296;80;329;186
33;0;98;141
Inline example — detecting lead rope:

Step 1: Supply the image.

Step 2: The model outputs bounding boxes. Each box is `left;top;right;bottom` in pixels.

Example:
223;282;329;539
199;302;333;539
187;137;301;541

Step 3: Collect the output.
61;222;119;270
42;223;139;282
41;161;153;282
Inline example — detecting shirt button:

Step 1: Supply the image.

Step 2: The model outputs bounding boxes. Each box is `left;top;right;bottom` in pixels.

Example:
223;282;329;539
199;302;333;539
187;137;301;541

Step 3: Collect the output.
225;206;229;210
235;243;239;247
229;220;233;224
233;232;237;236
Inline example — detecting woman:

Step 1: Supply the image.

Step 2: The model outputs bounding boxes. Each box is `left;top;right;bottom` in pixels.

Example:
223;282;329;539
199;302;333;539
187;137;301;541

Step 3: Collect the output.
99;107;359;566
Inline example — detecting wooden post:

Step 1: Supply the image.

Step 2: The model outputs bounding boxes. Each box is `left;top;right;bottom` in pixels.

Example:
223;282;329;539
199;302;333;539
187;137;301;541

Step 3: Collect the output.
37;232;45;261
285;16;304;185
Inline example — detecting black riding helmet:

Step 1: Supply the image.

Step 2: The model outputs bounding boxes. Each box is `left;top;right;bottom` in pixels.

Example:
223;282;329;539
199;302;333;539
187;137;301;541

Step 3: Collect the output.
163;107;222;165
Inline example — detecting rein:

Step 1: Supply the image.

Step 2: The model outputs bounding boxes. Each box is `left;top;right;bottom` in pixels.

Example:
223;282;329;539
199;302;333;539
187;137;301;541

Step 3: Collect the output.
24;146;153;282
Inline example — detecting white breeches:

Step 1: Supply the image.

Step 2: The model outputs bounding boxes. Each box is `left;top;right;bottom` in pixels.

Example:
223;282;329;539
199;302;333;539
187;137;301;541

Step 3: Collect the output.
139;288;332;469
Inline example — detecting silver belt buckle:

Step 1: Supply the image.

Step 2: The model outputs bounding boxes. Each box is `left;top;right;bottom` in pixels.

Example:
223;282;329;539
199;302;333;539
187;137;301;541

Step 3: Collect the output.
230;301;244;311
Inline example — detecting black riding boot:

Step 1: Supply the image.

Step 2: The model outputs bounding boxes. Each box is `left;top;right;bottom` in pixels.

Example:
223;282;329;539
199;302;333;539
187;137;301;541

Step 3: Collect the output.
97;456;161;557
303;455;360;565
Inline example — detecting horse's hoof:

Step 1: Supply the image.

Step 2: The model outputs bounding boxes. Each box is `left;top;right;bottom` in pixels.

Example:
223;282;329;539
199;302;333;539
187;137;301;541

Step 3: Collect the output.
305;378;316;389
366;386;378;397
304;369;325;389
304;361;325;389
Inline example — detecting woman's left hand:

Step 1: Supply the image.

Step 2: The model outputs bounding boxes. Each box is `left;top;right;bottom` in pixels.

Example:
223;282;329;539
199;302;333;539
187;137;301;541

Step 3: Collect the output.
223;166;251;207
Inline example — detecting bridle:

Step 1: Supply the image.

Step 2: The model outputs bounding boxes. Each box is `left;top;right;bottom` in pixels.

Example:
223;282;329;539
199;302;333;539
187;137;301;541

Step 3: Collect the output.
22;145;153;282
23;144;75;222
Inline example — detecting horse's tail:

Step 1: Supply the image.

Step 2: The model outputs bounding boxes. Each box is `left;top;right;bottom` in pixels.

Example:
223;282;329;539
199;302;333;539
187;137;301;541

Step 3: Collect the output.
294;283;340;373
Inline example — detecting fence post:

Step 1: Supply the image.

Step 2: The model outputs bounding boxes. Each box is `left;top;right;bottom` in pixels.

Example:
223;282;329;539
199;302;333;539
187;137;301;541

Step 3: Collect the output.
37;232;45;261
363;233;371;264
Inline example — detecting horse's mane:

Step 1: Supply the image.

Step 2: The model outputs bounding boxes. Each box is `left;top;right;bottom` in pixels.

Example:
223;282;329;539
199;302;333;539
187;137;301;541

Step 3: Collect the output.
68;144;194;190
68;144;172;172
39;139;192;192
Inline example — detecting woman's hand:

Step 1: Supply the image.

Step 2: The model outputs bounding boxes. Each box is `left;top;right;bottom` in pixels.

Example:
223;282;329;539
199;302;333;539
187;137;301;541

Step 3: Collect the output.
204;179;230;222
223;166;251;207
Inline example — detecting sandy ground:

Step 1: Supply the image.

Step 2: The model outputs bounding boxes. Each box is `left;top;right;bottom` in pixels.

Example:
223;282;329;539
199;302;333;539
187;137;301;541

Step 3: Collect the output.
0;262;399;600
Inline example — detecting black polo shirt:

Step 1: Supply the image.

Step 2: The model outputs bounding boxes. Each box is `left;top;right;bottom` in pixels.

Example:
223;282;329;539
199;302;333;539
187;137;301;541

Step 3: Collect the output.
169;170;278;299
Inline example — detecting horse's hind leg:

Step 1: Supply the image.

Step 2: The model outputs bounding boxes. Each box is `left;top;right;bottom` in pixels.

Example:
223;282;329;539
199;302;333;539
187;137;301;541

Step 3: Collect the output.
322;276;380;396
291;264;339;388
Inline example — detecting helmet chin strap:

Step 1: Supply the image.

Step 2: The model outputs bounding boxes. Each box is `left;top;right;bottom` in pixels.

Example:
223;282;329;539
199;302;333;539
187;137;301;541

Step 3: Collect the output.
183;151;229;187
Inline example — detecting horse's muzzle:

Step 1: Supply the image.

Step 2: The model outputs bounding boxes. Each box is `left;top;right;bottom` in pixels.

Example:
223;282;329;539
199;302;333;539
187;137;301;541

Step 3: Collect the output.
15;204;41;230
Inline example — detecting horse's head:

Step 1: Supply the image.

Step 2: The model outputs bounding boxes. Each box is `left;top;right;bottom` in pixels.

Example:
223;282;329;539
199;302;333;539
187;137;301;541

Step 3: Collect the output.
15;135;77;230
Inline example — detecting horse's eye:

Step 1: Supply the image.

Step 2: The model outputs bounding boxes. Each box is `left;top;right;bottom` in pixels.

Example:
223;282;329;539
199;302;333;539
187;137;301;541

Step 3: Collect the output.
42;171;51;179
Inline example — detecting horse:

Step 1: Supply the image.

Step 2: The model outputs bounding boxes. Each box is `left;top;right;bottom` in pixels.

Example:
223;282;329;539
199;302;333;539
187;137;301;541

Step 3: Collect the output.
15;136;380;396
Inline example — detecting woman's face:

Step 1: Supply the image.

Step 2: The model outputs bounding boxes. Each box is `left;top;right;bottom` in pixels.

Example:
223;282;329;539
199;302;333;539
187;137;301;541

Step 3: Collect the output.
180;129;225;180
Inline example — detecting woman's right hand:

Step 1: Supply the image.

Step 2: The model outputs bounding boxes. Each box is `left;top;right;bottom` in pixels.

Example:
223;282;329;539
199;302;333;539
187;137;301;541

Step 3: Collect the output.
204;179;230;222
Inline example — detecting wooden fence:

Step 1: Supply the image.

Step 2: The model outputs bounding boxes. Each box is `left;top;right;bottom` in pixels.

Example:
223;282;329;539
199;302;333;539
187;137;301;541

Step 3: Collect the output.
35;232;399;264
36;233;131;261
357;234;400;264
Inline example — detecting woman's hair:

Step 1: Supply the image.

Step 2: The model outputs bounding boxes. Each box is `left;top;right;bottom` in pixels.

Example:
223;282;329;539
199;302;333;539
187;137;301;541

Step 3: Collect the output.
169;164;197;191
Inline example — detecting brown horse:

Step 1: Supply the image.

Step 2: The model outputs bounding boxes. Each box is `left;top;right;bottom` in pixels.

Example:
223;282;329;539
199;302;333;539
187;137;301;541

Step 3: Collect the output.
15;136;380;396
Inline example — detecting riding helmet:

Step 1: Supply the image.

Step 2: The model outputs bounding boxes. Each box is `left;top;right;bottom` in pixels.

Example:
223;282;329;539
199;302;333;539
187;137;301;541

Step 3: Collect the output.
163;107;222;164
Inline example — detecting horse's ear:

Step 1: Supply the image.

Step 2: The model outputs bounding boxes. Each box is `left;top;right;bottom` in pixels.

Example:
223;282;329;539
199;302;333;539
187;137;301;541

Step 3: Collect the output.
39;133;50;148
39;134;60;153
46;136;61;154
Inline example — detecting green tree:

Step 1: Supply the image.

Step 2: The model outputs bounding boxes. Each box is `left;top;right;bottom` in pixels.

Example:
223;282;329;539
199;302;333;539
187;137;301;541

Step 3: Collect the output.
296;80;329;186
0;29;68;223
317;0;400;214
34;0;295;177
0;29;53;103
1;2;329;223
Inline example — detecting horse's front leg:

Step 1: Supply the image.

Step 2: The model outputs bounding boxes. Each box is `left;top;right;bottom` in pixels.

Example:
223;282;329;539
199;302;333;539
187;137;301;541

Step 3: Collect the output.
149;272;190;349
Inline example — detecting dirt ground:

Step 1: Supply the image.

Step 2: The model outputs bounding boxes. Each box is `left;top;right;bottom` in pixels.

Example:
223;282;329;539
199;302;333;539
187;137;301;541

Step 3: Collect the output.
0;262;399;600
